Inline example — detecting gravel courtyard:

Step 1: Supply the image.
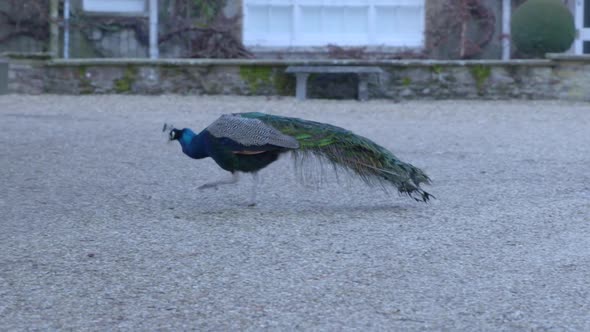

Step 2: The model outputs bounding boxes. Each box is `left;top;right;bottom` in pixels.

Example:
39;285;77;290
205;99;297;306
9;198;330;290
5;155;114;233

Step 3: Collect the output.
1;95;589;331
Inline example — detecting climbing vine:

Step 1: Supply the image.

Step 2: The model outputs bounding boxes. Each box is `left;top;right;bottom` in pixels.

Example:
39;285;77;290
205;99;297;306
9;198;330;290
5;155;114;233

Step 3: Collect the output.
158;0;252;58
0;0;49;46
426;0;496;59
189;0;225;23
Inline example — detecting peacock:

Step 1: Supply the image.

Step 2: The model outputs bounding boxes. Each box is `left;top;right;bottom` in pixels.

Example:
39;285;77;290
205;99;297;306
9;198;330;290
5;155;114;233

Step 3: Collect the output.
164;112;433;206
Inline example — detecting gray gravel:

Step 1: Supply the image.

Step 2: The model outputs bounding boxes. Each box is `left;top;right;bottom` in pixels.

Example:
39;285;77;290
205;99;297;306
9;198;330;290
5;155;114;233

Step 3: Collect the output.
1;95;589;331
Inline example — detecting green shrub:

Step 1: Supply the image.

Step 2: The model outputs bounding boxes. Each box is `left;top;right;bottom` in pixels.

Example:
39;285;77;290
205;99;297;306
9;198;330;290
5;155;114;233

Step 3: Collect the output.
511;0;575;57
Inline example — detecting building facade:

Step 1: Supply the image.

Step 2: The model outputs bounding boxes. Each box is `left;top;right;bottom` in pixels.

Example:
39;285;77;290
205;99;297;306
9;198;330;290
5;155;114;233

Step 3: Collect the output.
1;0;588;59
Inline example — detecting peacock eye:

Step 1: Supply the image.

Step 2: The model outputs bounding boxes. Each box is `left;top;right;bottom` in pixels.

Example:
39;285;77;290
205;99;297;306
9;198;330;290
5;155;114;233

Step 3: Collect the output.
169;131;175;139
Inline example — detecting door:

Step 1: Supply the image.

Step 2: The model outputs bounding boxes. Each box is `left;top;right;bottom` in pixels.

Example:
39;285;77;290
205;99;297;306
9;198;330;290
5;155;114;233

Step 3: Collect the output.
575;0;590;54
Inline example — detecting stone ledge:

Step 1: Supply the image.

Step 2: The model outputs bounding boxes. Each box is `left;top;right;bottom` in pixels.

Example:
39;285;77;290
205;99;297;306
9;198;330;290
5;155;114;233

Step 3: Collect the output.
0;52;54;60
545;53;590;61
47;58;553;67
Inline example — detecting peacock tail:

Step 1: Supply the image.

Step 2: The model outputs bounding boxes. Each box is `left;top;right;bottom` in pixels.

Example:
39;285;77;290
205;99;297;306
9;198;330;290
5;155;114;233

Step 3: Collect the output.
238;112;433;202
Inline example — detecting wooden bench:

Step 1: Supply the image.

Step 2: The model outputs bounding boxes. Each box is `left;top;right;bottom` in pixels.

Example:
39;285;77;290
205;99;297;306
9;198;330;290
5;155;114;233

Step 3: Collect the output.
285;66;384;101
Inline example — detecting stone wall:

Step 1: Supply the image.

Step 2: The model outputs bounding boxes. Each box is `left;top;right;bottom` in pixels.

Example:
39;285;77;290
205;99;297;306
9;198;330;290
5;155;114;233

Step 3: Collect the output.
4;55;590;101
4;53;51;94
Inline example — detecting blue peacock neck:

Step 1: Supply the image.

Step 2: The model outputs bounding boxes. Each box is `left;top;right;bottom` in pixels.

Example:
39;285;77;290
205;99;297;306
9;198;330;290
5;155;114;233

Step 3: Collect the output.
178;129;208;159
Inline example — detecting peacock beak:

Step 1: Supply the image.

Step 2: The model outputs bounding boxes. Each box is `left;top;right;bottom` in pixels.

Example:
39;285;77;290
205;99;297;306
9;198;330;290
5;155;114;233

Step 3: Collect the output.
162;123;175;142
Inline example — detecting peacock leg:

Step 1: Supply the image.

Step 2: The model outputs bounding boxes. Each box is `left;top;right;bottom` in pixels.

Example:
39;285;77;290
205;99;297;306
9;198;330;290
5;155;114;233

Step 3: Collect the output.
198;172;239;190
247;172;259;207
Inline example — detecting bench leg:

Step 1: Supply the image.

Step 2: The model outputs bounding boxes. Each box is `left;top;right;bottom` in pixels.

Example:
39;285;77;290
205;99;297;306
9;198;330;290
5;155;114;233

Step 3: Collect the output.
295;73;309;101
0;60;7;95
358;74;369;101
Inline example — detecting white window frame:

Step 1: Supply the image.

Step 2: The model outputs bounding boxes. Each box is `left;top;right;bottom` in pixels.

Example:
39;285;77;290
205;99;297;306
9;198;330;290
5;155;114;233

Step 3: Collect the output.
574;0;590;54
243;0;426;49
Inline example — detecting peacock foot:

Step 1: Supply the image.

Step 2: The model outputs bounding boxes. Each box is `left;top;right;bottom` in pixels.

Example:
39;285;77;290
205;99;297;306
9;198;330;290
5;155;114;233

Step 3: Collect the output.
198;183;218;190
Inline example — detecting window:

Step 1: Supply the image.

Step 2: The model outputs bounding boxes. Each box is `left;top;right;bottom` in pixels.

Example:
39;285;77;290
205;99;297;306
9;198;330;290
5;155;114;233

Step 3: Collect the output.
243;0;425;48
577;0;590;54
82;0;147;14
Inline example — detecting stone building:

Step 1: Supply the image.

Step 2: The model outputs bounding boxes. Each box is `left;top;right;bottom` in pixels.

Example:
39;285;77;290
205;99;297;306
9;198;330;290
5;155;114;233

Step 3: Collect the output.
1;0;589;59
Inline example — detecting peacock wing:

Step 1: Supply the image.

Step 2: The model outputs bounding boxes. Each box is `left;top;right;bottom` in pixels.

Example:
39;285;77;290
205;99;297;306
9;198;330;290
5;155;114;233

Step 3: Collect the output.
206;114;300;149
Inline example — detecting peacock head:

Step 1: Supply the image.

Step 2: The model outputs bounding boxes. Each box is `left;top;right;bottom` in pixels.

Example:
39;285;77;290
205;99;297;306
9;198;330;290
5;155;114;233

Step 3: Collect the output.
168;128;183;141
163;123;181;141
163;123;197;150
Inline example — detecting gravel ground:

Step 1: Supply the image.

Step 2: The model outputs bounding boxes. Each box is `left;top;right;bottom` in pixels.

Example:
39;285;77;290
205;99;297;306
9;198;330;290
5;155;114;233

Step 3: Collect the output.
1;95;589;331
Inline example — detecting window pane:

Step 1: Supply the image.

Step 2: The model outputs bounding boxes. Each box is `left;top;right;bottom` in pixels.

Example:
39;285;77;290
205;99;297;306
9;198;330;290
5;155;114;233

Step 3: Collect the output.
246;6;268;34
269;6;293;35
584;41;590;54
344;7;368;34
376;5;424;46
323;7;344;34
301;6;321;34
83;0;145;13
375;6;396;37
395;6;424;39
585;0;590;27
